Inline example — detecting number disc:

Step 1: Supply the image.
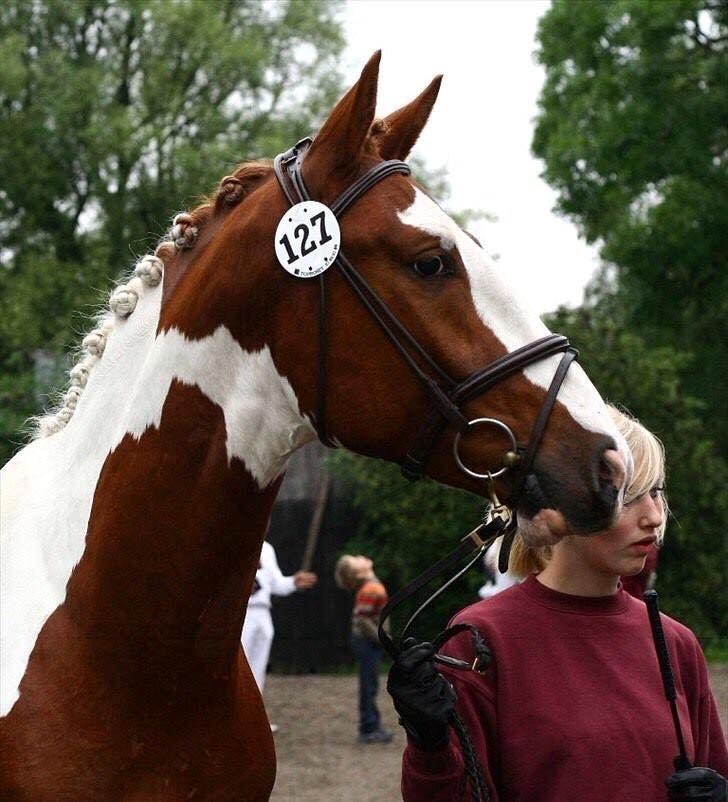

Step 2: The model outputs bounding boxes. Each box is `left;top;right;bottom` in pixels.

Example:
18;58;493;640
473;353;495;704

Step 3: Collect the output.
274;201;341;278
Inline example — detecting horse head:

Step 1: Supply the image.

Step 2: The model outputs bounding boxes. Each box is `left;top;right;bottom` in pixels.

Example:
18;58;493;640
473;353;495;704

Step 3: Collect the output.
163;51;627;544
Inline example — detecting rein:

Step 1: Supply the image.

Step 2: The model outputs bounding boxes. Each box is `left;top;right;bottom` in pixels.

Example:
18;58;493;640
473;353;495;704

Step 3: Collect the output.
274;137;579;801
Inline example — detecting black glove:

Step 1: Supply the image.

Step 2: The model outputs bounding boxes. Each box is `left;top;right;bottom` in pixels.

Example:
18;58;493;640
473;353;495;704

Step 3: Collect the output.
666;767;728;802
386;638;457;751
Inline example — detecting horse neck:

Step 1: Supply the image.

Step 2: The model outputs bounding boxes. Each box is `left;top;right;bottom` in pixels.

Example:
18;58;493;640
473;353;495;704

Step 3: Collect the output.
53;231;314;673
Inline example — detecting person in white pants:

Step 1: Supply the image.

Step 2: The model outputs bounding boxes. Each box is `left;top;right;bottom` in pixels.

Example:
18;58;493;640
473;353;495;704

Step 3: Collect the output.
242;540;317;692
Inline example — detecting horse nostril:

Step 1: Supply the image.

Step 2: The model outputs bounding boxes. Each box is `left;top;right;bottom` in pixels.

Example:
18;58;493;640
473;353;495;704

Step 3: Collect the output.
599;448;626;492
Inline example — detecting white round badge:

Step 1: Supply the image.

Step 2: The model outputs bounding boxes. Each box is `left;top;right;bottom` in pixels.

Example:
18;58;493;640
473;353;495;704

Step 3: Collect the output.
274;201;341;278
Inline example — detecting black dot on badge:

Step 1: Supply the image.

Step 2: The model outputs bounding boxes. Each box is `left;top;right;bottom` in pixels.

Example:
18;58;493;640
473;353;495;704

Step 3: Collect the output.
288;218;292;222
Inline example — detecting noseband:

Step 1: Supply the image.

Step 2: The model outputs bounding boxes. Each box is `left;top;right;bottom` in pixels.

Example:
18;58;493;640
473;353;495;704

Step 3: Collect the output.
274;137;577;528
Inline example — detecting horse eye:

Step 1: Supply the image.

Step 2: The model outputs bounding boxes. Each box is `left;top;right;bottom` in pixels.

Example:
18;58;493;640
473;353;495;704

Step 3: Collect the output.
412;255;448;278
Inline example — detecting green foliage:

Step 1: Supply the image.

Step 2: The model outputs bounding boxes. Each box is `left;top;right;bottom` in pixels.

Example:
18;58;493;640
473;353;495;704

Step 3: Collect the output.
705;639;728;664
0;0;344;465
533;0;728;452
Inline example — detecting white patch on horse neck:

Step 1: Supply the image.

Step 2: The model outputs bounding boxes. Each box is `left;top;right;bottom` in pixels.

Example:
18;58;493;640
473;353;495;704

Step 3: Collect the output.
0;283;314;716
397;189;625;453
113;326;316;482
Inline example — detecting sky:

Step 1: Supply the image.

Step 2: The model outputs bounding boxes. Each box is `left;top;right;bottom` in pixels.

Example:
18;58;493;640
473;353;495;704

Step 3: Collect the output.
341;0;600;314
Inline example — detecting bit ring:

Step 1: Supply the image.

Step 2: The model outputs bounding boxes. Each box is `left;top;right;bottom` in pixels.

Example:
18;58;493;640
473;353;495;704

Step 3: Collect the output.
453;417;518;480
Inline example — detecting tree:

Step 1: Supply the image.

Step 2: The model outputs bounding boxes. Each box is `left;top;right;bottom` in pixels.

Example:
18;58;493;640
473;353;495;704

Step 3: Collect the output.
532;0;728;452
0;0;344;464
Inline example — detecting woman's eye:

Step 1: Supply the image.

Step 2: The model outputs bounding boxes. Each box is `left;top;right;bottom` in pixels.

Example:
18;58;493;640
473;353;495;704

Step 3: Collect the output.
626;485;665;505
412;255;448;278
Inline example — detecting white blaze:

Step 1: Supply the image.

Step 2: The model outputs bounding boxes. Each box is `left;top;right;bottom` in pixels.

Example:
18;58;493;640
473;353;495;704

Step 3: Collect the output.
0;282;314;716
398;188;626;451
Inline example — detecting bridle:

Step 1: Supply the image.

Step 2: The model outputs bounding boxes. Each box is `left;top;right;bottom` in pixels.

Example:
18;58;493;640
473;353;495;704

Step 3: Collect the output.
274;137;578;802
274;137;577;532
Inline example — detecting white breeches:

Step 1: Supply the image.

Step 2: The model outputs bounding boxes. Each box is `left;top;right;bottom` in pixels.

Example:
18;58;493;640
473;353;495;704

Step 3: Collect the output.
241;606;274;692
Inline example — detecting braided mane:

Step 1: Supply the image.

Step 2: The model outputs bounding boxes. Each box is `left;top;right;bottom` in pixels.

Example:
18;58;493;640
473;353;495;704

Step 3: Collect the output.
33;160;273;439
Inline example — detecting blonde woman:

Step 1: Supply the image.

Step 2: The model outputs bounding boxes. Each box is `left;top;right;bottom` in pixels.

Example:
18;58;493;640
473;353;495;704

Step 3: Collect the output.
389;407;728;802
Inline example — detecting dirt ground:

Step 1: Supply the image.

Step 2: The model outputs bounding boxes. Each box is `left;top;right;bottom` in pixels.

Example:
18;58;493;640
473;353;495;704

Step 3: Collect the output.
266;666;728;802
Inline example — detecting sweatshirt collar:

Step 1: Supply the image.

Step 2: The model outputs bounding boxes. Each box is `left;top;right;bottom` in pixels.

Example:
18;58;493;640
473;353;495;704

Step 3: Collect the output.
520;574;629;615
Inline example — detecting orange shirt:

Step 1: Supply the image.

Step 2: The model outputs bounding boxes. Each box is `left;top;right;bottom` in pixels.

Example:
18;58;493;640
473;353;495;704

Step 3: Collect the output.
352;577;388;640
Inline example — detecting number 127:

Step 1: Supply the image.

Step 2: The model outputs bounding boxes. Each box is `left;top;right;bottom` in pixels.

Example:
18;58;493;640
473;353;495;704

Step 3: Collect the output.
279;211;333;265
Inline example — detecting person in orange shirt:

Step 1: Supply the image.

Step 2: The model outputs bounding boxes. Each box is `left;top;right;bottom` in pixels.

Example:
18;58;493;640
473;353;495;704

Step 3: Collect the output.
335;554;393;744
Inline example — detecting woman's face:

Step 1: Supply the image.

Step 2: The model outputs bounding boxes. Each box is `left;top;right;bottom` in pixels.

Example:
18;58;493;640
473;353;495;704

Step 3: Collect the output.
560;487;665;579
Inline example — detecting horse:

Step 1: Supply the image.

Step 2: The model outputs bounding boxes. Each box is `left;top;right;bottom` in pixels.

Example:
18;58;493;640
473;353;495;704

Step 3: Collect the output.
0;53;628;802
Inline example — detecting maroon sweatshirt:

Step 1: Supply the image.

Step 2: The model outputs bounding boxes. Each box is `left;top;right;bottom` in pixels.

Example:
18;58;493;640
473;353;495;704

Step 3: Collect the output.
402;575;728;802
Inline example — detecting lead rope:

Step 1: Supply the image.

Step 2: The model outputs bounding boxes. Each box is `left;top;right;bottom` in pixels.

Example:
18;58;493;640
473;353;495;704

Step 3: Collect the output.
379;512;507;802
432;624;492;802
452;714;490;801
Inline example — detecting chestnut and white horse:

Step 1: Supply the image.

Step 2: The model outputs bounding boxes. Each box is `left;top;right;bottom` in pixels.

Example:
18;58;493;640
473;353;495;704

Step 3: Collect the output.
0;54;627;801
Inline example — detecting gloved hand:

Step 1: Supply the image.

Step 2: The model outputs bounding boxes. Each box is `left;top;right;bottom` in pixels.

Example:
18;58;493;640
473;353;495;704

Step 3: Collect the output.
386;638;457;751
666;767;728;801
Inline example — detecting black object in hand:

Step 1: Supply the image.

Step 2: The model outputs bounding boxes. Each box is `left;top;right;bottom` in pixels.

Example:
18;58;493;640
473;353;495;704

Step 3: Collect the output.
386;638;456;751
666;767;728;802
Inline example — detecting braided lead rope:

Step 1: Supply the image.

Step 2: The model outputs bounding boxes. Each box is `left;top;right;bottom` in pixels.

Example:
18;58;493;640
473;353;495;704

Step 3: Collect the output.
450;713;490;802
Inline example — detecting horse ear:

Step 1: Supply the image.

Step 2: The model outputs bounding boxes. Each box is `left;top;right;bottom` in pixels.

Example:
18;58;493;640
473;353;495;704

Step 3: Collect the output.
376;75;443;161
307;51;381;172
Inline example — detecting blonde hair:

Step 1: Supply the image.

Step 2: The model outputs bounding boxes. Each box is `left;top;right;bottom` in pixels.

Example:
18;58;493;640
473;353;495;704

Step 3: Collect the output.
508;404;667;577
334;555;360;590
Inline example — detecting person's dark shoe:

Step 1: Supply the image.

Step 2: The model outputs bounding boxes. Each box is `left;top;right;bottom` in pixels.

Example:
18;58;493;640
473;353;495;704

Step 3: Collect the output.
358;729;393;744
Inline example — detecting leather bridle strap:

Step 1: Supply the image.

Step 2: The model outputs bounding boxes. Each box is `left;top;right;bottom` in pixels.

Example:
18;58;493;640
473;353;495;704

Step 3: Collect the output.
378;518;504;661
273;138;579;517
274;140;473;444
401;334;572;480
274;140;338;445
496;346;578;572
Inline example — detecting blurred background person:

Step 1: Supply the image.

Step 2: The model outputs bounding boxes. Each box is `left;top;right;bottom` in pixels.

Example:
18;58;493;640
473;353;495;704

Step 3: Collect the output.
242;540;317;703
335;554;393;745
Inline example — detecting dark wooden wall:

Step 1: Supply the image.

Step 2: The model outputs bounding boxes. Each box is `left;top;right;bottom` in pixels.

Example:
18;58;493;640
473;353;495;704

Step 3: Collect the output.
266;443;359;672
